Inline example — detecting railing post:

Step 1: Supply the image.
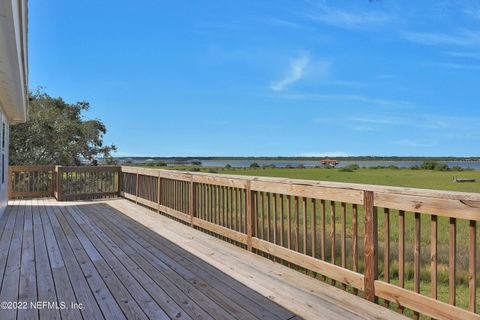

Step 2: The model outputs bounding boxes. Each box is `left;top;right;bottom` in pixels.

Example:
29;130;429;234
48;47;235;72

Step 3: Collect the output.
189;175;195;227
135;169;139;204
363;190;377;302
55;166;63;201
246;180;254;251
157;173;161;213
7;166;12;200
117;166;122;197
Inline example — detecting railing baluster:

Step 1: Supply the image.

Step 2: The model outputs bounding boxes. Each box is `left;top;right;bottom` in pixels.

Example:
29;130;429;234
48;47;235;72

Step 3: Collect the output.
352;203;358;295
414;212;421;319
363;191;377;303
287;195;292;250
449;217;457;306
384;208;390;307
321;200;326;261
311;198;316;258
303;197;307;255
267;193;272;243
431;214;437;300
274;194;278;245
330;201;336;265
295;196;300;253
469;220;476;313
280;194;285;247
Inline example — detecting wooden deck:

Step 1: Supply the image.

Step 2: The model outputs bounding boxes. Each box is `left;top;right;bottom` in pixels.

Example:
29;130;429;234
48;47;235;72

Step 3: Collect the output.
0;199;407;320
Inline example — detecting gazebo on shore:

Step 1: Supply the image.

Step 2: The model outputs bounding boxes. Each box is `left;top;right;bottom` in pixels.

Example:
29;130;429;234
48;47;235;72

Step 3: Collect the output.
320;158;339;168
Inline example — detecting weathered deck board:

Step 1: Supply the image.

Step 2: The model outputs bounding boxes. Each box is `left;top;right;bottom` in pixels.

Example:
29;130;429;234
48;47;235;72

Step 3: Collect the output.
0;199;407;320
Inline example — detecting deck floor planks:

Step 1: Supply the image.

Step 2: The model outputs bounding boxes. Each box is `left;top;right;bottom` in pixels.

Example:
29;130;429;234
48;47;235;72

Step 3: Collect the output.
0;200;25;320
68;205;221;320
32;199;61;320
48;200;126;320
46;201;151;320
108;198;408;320
0;199;409;320
61;204;182;320
43;200;104;320
38;199;83;320
80;203;269;320
18;200;37;320
88;202;293;320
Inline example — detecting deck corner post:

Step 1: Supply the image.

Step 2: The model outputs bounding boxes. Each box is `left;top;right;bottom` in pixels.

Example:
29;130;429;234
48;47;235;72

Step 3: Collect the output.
189;175;195;227
363;190;378;302
246;179;254;251
7;165;12;200
55;165;63;201
117;166;122;197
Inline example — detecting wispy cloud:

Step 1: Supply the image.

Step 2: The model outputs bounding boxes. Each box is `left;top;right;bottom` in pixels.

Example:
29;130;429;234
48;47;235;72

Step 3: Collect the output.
377;74;397;79
435;62;480;71
446;51;480;60
306;5;393;30
279;93;412;108
403;30;480;46
349;116;396;125
263;17;311;30
394;139;437;148
270;53;312;91
299;151;351;157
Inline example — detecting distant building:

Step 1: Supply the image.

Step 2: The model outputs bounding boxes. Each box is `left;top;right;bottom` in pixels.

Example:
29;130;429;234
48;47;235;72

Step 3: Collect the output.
320;158;339;168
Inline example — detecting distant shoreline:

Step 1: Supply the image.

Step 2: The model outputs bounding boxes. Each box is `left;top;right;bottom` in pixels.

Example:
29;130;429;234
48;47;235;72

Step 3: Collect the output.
114;156;480;162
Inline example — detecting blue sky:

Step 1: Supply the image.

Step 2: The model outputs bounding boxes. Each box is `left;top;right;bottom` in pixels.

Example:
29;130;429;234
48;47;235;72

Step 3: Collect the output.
29;0;480;157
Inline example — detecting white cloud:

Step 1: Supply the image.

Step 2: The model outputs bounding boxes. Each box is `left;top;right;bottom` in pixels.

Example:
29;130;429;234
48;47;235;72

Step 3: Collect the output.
394;140;437;148
270;54;311;92
299;151;351;157
403;30;480;46
307;6;392;30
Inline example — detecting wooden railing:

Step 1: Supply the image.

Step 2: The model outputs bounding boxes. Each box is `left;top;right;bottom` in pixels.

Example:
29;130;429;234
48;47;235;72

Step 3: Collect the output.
7;165;480;319
8;165;120;201
121;166;480;320
9;165;56;198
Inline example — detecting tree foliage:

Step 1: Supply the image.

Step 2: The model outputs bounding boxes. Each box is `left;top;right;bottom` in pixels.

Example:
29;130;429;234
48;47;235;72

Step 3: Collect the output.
10;89;116;165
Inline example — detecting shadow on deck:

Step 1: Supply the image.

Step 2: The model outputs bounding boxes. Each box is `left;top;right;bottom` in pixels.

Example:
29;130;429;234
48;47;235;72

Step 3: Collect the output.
0;199;406;320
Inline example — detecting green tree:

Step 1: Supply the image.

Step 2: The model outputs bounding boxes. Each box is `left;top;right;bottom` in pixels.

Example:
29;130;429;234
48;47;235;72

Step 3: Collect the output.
10;89;116;165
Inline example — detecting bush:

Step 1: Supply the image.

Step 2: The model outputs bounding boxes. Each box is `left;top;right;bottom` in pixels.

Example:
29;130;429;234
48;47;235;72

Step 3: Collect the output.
296;164;305;168
344;164;359;171
190;167;201;172
250;162;260;168
387;165;399;170
224;164;232;169
339;168;354;172
208;169;218;173
191;160;202;166
410;165;420;170
434;163;450;171
262;164;276;169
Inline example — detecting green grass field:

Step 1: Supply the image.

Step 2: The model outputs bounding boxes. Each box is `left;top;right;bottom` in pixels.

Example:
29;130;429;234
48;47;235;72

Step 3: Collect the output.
136;164;480;315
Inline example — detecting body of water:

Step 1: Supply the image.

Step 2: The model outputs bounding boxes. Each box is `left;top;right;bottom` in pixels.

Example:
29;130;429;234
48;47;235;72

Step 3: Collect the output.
156;160;480;170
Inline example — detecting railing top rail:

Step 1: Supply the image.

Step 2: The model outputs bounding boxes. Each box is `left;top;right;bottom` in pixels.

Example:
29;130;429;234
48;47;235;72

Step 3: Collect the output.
9;165;56;172
121;165;480;201
59;166;121;173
